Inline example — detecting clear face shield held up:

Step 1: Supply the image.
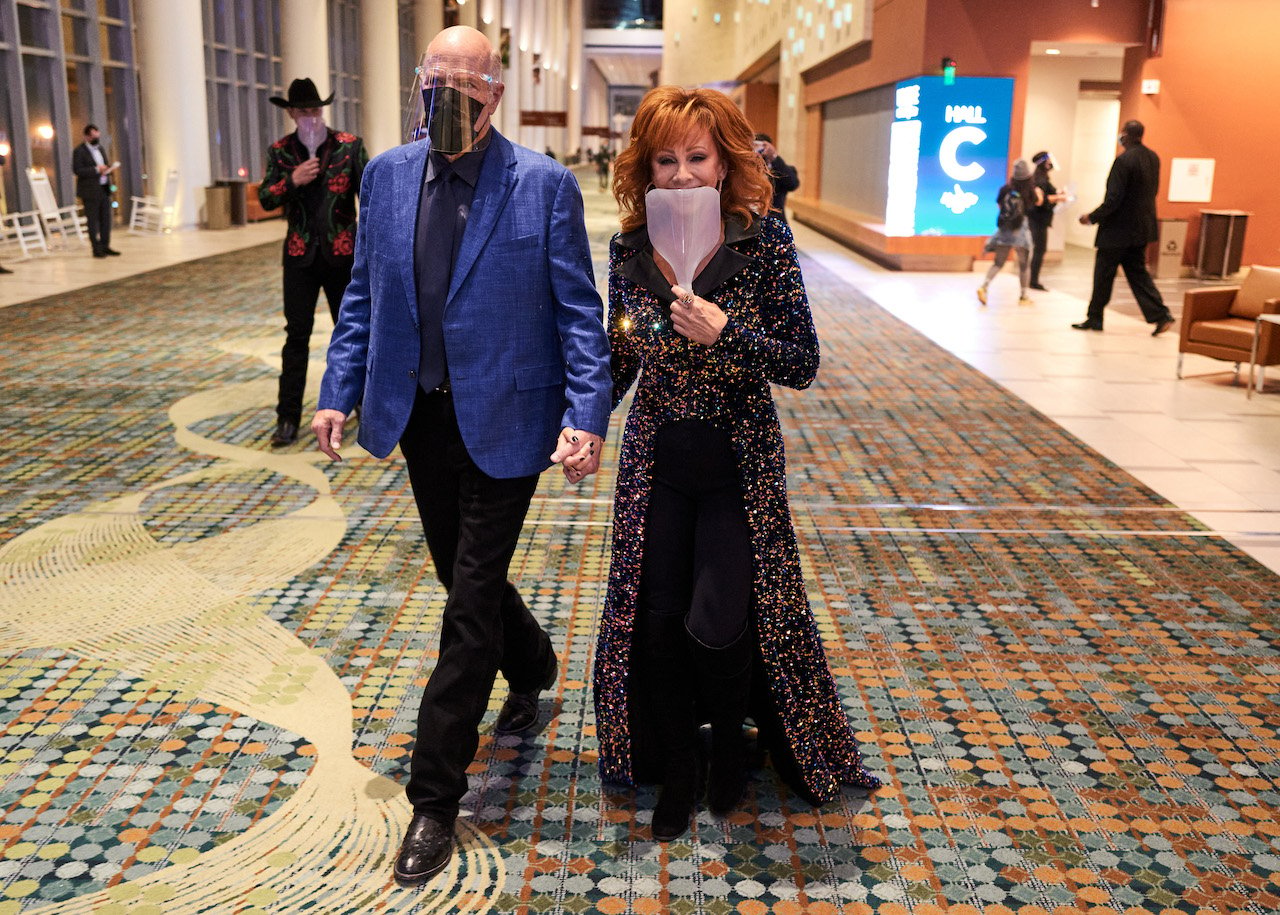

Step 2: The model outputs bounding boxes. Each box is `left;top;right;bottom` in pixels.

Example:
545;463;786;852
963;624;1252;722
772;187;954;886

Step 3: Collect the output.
404;53;498;154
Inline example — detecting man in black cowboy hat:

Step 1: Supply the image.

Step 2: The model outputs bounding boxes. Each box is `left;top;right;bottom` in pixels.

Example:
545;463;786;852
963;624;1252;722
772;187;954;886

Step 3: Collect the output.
259;77;368;446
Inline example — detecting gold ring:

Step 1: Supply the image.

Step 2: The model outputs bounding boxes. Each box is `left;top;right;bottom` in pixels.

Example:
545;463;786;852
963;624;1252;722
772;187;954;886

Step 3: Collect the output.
681;293;694;305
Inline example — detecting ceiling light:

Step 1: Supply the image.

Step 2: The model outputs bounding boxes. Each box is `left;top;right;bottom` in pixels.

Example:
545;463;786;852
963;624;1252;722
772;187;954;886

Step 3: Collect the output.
1046;48;1061;55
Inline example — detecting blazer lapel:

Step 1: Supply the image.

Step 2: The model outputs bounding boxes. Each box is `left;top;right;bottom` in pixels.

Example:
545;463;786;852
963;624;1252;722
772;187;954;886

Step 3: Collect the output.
447;130;517;301
393;142;429;328
611;216;761;308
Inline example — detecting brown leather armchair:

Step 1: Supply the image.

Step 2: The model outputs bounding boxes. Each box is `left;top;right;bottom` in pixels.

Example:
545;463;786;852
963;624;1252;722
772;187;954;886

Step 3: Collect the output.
1178;265;1280;387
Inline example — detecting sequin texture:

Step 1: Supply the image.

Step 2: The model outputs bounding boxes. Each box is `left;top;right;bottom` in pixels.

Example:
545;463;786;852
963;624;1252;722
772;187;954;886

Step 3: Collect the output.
592;214;881;802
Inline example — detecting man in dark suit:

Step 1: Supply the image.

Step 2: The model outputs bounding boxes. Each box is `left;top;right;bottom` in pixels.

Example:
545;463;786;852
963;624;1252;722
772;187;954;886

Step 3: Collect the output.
72;124;119;258
754;133;799;222
311;26;611;887
1073;119;1175;335
259;77;369;447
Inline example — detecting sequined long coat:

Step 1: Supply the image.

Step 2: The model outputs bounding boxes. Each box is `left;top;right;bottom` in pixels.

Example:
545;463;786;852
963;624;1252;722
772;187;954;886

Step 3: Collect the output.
593;214;880;804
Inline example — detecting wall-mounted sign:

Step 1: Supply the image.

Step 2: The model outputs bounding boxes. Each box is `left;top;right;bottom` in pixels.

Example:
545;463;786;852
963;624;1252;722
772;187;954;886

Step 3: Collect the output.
885;75;1014;237
1167;157;1215;203
520;110;568;128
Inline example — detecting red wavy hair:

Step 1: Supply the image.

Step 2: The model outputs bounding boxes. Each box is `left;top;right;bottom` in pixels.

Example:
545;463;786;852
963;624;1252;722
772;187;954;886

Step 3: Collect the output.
612;86;773;233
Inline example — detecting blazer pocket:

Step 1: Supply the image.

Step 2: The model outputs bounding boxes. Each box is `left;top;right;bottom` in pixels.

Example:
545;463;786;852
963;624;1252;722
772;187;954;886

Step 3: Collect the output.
515;361;565;391
491;233;541;255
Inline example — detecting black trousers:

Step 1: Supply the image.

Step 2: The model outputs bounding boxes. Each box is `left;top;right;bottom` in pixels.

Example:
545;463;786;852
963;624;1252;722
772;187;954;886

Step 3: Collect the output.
398;388;549;824
277;257;351;423
638;419;752;649
1028;217;1049;286
1086;244;1170;325
81;188;112;253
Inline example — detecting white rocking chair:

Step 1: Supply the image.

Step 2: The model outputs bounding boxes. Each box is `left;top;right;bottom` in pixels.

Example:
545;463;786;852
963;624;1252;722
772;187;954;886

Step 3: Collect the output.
0;209;50;259
129;168;179;234
26;167;89;247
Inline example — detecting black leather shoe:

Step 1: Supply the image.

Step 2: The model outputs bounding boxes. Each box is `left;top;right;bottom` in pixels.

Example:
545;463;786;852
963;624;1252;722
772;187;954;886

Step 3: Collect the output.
494;651;558;735
393;814;453;886
104;248;121;256
92;250;108;258
0;265;13;274
1071;320;1103;331
270;420;299;447
1030;283;1048;291
1152;316;1175;337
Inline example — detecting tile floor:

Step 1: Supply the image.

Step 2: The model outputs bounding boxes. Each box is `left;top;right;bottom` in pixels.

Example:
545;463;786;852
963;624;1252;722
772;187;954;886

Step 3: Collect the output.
5;188;1279;576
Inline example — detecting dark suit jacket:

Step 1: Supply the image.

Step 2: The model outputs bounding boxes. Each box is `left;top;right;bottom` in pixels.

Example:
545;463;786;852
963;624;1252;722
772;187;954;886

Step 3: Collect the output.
1088;142;1160;248
72;142;110;201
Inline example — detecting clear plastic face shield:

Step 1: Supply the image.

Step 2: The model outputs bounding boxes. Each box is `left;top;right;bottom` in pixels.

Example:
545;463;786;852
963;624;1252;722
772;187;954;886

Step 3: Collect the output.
405;52;500;154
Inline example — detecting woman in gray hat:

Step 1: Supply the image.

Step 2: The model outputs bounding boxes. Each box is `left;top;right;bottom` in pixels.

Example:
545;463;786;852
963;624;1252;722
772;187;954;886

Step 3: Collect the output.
977;158;1043;306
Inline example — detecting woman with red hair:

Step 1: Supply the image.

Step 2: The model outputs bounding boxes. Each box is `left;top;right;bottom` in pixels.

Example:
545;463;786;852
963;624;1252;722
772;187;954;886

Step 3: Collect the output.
593;86;881;842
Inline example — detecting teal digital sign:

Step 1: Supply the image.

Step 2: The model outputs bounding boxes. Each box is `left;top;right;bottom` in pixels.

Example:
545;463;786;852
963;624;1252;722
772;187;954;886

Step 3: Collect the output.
885;76;1015;237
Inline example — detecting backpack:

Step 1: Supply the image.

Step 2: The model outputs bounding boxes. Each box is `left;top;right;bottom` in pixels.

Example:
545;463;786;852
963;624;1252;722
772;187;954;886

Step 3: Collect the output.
997;189;1025;231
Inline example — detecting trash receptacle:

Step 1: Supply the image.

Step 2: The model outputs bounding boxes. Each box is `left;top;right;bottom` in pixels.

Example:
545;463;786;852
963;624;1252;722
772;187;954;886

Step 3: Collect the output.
216;179;248;226
1153;218;1187;278
205;185;231;230
1197;209;1250;278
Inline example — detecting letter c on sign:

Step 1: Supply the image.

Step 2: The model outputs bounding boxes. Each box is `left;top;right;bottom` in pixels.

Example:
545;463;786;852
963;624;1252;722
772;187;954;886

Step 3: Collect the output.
939;126;987;182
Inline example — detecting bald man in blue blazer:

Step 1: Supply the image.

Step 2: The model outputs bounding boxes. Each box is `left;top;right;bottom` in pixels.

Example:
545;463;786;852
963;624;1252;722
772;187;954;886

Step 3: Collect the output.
312;26;610;886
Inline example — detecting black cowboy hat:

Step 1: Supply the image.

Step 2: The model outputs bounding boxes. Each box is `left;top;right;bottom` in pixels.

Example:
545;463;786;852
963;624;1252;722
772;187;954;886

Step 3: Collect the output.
268;77;335;109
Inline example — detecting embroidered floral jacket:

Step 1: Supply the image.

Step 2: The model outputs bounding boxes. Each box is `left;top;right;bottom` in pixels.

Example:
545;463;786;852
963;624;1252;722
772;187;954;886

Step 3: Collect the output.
258;128;368;267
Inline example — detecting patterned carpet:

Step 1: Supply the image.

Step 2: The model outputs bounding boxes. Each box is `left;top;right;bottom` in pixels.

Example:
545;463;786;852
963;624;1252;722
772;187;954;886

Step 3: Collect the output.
1;225;1278;914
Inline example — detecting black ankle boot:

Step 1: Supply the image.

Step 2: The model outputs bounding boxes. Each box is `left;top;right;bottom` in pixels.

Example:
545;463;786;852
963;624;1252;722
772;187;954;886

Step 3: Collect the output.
652;751;704;841
696;632;753;816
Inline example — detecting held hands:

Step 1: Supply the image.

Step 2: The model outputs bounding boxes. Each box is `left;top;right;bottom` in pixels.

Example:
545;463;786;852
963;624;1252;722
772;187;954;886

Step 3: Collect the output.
292;158;321;186
312;409;347;461
550;427;604;484
670;285;727;346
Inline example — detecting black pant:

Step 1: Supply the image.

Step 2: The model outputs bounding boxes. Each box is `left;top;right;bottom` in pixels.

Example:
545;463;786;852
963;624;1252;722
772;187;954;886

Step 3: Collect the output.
1086;244;1171;325
638;419;752;649
81;188;112;253
1028;217;1049;286
277;258;351;423
398;388;549;824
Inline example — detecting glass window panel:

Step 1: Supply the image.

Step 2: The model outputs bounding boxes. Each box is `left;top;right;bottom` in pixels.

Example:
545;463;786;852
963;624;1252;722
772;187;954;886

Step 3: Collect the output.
103;64;135;205
235;0;249;48
59;0;90;12
104;24;127;62
0;69;18;214
18;5;50;48
213;0;229;44
22;54;58;179
65;60;93;130
216;48;230;79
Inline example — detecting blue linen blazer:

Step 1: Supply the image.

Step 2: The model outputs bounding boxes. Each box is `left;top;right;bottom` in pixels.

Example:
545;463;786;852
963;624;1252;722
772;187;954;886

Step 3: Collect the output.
318;129;612;478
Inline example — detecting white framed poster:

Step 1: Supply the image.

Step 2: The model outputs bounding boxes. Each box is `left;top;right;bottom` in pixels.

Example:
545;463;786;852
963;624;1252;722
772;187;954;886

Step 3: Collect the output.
1168;158;1215;203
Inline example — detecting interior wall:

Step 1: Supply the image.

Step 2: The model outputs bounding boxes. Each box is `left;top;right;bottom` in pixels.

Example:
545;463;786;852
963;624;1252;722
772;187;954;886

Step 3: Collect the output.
1066;97;1123;249
1120;0;1280;268
819;85;894;219
1023;54;1124;254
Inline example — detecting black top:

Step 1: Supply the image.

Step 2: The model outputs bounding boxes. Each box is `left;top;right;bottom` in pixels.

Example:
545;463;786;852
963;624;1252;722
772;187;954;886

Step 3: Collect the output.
1030;172;1057;226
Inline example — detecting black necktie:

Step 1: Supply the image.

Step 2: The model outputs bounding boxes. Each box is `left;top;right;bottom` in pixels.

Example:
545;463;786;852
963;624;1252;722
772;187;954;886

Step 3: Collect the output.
416;165;461;392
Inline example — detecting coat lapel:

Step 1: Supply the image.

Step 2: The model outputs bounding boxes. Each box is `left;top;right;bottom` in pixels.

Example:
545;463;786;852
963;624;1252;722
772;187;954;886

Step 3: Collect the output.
448;130;517;301
611;216;762;307
393;142;429;329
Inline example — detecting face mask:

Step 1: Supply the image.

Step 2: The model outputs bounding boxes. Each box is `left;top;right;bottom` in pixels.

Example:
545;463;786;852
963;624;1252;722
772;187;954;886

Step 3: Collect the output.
645;186;722;291
425;85;486;155
295;115;327;158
